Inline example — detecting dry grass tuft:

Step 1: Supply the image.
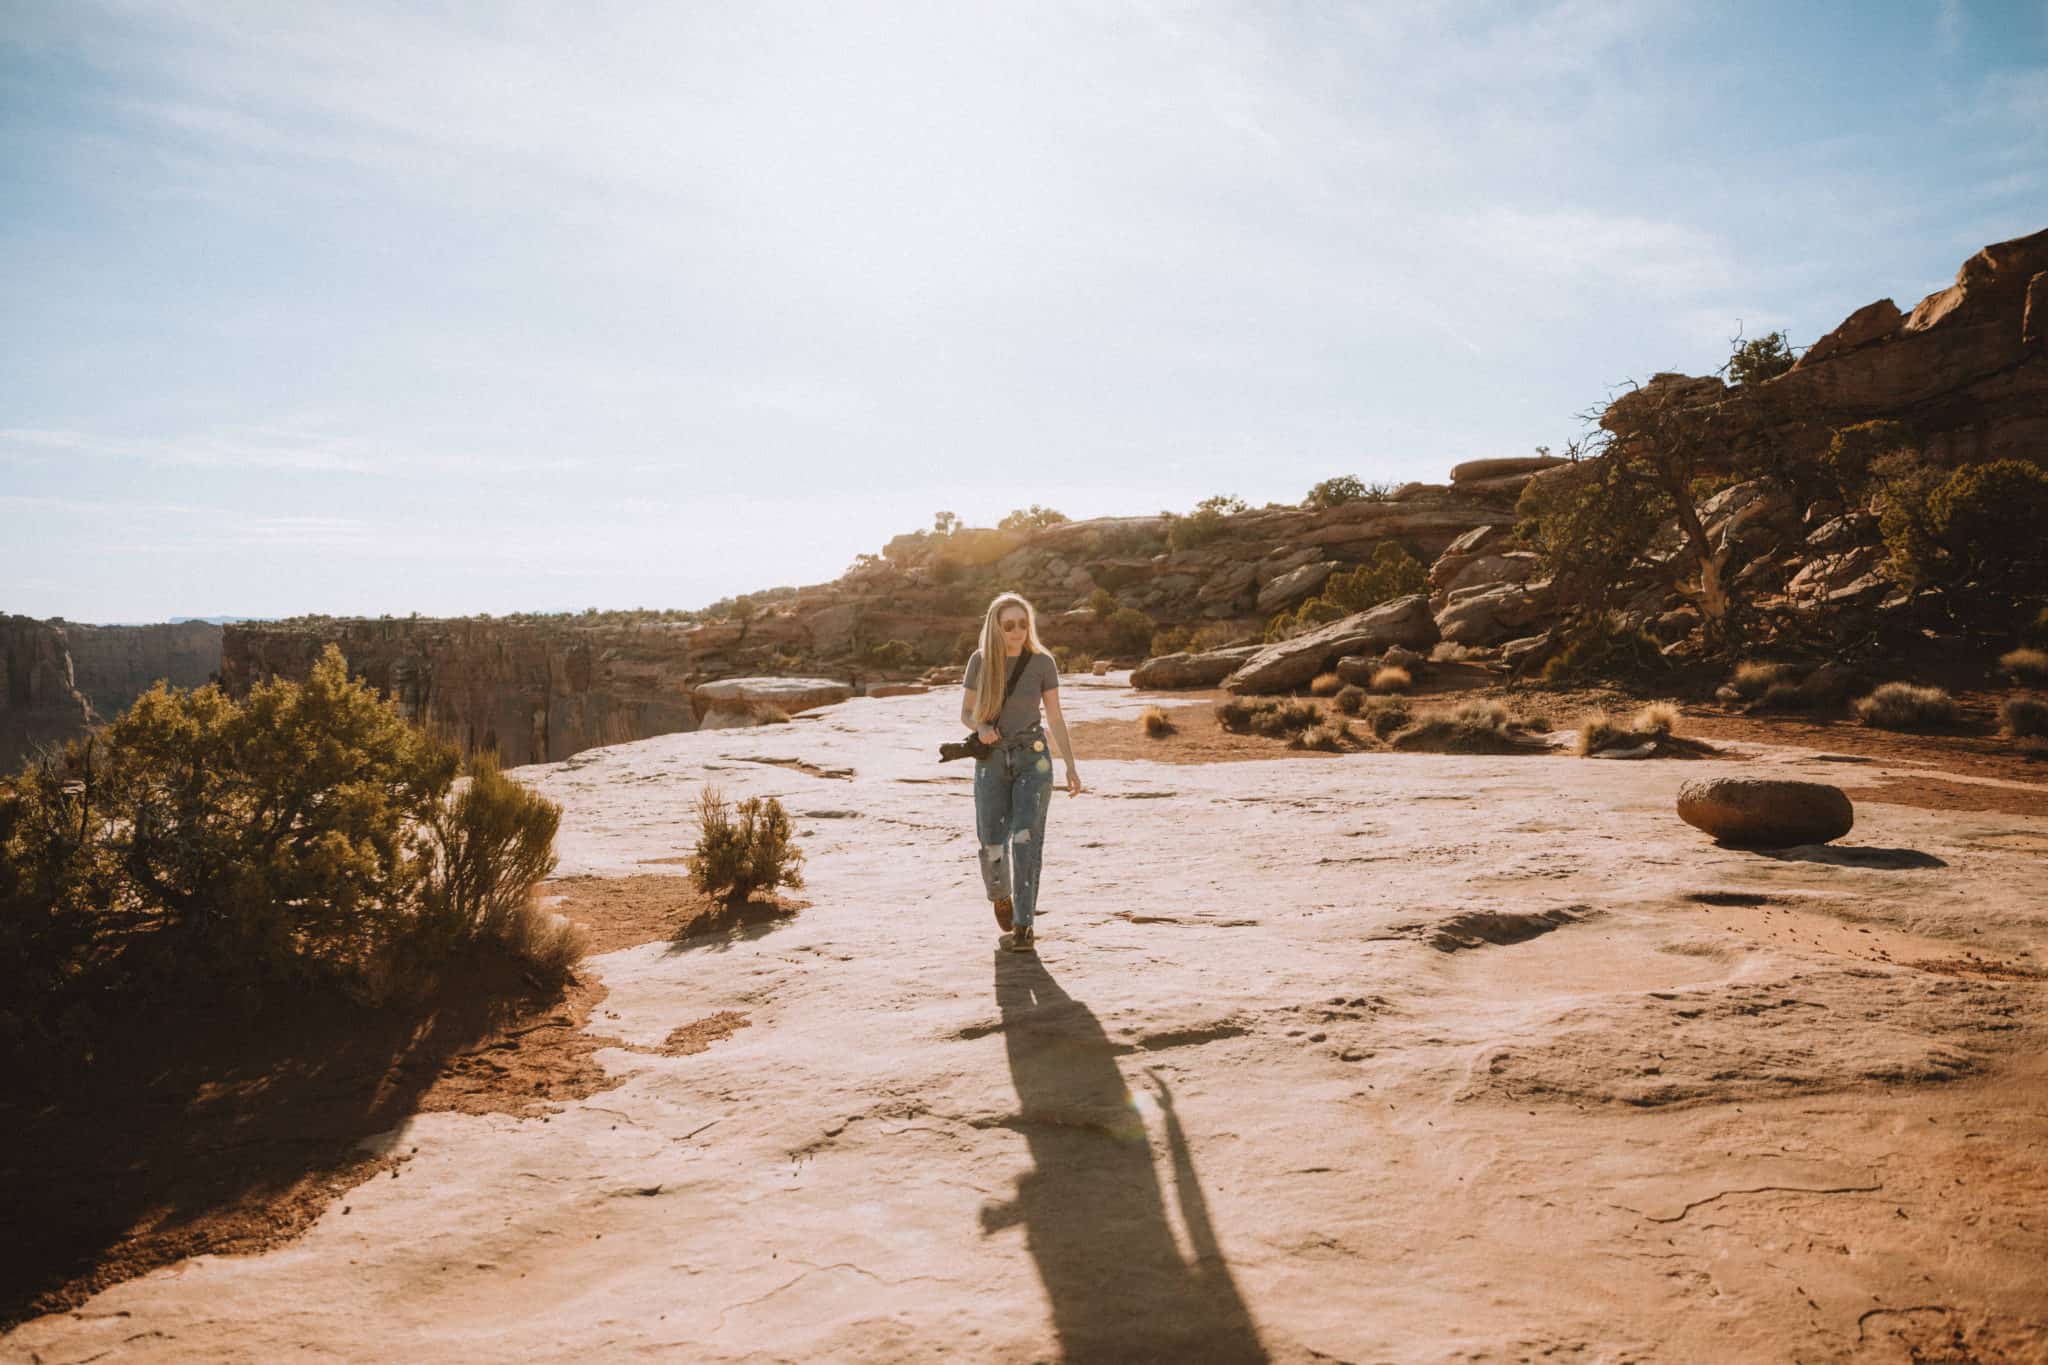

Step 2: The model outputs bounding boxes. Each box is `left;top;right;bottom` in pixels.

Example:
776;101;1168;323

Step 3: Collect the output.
2002;696;2048;739
1287;723;1347;752
1730;661;1800;700
1309;671;1343;697
2001;648;2048;686
1369;665;1412;693
1390;699;1539;754
1759;680;1810;710
1334;684;1367;715
1574;710;1623;756
1855;682;1960;731
499;898;590;980
1633;702;1679;736
1140;705;1177;738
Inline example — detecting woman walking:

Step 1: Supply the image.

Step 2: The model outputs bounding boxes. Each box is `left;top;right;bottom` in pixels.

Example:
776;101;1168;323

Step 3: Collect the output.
960;592;1083;951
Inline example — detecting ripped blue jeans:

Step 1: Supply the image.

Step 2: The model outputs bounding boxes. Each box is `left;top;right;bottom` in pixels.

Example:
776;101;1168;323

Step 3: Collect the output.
974;725;1054;929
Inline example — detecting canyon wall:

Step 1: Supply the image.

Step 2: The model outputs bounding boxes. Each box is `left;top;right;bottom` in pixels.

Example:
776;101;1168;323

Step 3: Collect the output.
63;621;222;721
222;619;705;768
1;616;97;772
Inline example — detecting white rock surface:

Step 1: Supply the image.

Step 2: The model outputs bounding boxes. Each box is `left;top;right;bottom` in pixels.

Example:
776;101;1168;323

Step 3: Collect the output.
10;674;2048;1363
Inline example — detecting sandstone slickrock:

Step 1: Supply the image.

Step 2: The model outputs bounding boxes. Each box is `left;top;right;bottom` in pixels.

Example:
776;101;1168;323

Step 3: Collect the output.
1223;595;1438;694
1131;646;1261;690
10;681;2044;1363
1254;560;1339;615
691;678;854;720
1675;777;1855;847
1434;580;1554;646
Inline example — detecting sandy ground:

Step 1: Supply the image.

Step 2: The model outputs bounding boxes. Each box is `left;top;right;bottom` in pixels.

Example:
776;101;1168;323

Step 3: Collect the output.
8;674;2048;1363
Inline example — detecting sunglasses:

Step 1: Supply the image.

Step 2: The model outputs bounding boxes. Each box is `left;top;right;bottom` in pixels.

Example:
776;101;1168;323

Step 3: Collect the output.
1000;619;1027;633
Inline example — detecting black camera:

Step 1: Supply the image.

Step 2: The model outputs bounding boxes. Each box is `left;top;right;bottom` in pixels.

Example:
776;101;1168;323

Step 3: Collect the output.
938;733;996;762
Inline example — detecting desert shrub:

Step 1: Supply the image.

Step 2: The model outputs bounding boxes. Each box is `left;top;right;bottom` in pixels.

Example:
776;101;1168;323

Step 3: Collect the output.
498;900;589;981
2002;697;2048;738
1369;666;1412;693
1247;698;1320;737
1540;616;1666;684
997;505;1069;533
1275;699;1321;731
954;627;982;664
1575;710;1622;756
1516;455;1670;616
1361;696;1412;740
2000;648;2048;686
1266;597;1348;641
98;649;460;986
1759;680;1809;710
1924;461;2048;600
1310;671;1343;697
1321;543;1428;614
1140;706;1176;738
1304;476;1366;510
687;787;805;904
1334;684;1367;715
1730;661;1800;700
1150;626;1192;656
865;639;916;670
1822;420;1911;505
1288;723;1345;752
1164;495;1247;551
1189;623;1241;652
1390;699;1534;753
417;755;563;959
1854;683;1959;732
1088;587;1118;619
1215;698;1257;733
1105;607;1154;656
1727;330;1795;387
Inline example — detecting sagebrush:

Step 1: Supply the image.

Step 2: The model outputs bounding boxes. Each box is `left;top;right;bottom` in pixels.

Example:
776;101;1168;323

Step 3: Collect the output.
688;786;805;903
1854;683;1959;731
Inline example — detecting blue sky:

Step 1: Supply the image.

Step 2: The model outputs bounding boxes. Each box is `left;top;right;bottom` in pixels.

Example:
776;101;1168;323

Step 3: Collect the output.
2;0;2042;623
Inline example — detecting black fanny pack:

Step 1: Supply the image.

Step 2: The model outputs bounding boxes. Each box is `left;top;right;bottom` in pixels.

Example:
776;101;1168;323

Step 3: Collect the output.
939;648;1033;762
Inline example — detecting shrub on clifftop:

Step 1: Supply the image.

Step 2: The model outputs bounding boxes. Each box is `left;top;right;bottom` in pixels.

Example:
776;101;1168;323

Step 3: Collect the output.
688;787;805;905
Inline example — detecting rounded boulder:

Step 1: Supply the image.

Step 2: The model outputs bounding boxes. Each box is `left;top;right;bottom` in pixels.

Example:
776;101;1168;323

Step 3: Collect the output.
1675;777;1854;848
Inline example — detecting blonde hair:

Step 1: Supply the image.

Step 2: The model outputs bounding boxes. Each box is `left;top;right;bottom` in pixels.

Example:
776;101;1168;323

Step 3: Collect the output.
972;592;1049;725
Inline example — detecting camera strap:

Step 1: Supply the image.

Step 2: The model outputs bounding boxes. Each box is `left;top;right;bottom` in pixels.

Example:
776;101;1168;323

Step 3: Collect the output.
1001;646;1033;707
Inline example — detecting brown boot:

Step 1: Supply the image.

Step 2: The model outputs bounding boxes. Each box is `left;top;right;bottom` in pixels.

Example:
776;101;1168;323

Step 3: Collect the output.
993;897;1014;932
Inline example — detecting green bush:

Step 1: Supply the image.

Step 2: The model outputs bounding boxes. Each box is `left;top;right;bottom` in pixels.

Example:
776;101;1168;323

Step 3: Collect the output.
1334;684;1367;715
1540;616;1667;684
1321;543;1428;614
1088;587;1118;620
1105;607;1154;656
997;505;1069;533
101;649;459;983
1149;625;1192;656
0;647;575;1084
1301;476;1391;510
1361;697;1412;740
1164;495;1247;551
865;639;916;670
1189;623;1241;652
1727;330;1795;387
688;787;805;904
1925;460;2048;601
1822;420;1912;505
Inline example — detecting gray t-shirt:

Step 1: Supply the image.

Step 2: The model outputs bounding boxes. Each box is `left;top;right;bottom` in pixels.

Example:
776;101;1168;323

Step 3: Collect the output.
963;649;1059;736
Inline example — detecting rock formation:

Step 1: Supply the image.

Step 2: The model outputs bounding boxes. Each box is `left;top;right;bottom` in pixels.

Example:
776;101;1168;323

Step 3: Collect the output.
0;616;97;771
62;620;222;720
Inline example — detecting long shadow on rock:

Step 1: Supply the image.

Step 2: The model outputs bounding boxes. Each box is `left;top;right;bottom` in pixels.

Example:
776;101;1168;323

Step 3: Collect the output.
660;898;799;956
984;952;1267;1363
0;951;563;1330
1754;845;1949;869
